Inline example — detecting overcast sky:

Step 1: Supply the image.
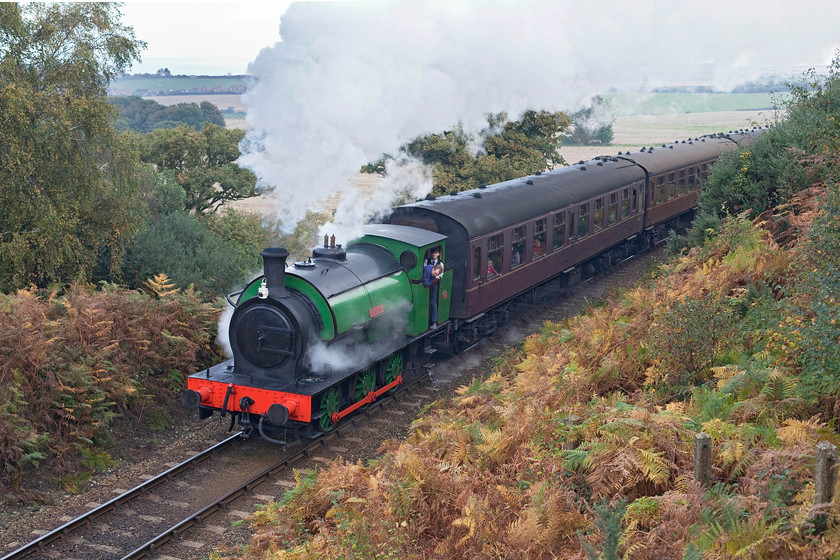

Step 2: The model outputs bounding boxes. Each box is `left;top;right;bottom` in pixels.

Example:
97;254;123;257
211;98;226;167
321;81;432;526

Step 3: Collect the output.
120;1;292;75
118;0;840;77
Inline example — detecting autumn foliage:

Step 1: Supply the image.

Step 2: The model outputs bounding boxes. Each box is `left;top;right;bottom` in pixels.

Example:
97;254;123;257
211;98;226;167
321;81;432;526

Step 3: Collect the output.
0;278;222;491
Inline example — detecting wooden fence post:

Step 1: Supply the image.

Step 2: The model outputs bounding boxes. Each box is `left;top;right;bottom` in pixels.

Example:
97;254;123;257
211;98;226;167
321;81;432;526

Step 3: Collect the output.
812;441;838;531
694;432;712;488
563;415;582;450
815;441;838;505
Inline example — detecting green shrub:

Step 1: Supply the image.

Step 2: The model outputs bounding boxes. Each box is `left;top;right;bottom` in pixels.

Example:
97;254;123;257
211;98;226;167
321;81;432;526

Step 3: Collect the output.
792;182;840;397
700;131;807;220
124;210;262;296
647;294;736;392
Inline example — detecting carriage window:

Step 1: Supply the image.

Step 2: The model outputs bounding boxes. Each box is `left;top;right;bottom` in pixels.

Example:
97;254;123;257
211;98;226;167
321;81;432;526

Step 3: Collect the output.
511;226;525;268
552;212;565;249
533;218;546;260
487;234;502;278
655;177;664;204
637;186;644;213
472;246;481;281
688;167;696;191
593;198;604;233
608;192;618;225
701;163;709;180
668;173;676;199
578;204;589;239
678;170;686;195
621;189;630;219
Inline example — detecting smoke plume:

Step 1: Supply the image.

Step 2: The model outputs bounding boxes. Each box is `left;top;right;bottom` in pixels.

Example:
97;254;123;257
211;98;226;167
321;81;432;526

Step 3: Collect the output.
239;0;840;241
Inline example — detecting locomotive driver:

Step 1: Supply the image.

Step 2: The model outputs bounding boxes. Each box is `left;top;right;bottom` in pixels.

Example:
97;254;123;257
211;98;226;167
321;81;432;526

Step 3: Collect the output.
425;247;443;329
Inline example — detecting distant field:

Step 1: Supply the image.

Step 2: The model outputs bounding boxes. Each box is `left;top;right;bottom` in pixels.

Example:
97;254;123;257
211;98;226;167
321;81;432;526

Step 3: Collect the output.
559;109;779;164
110;75;249;96
606;91;788;116
123;76;788;134
135;89;783;163
142;94;248;113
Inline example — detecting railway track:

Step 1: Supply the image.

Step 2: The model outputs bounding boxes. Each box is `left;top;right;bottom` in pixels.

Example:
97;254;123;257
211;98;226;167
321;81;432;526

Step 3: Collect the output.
2;247;663;560
2;373;441;560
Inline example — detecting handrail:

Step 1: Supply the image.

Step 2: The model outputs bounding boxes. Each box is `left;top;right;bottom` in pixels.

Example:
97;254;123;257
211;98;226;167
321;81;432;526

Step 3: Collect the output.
226;289;243;308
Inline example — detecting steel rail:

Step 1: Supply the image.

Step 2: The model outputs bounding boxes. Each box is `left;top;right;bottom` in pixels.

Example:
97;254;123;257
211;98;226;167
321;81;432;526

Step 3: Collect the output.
1;433;242;560
119;245;662;558
120;380;427;559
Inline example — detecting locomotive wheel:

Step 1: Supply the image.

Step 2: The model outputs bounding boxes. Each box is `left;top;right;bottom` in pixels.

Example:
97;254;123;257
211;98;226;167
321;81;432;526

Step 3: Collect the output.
355;366;377;402
383;352;403;390
318;387;340;432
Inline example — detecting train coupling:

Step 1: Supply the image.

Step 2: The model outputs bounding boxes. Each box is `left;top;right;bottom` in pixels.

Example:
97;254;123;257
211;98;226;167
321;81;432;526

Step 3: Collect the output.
235;397;256;439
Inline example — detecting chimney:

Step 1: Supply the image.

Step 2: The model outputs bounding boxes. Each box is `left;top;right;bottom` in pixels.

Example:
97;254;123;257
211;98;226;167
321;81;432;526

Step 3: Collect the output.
260;247;290;299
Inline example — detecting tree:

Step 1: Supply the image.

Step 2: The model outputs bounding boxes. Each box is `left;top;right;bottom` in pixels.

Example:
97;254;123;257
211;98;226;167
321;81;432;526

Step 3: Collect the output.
564;96;615;146
123;210;264;295
372;110;570;195
111;96;227;132
199;101;226;127
140;124;258;213
0;3;145;291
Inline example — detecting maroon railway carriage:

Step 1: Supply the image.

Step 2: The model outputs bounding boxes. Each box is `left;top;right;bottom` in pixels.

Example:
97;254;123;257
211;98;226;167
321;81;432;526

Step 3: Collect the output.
617;135;736;234
388;128;767;350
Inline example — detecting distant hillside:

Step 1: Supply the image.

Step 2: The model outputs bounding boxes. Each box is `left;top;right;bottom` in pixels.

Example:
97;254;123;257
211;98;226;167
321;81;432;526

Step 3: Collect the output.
110;73;249;97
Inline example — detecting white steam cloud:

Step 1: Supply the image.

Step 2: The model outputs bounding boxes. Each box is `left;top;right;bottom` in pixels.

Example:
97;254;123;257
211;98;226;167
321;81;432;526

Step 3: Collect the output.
216;301;235;357
239;0;840;241
305;305;410;375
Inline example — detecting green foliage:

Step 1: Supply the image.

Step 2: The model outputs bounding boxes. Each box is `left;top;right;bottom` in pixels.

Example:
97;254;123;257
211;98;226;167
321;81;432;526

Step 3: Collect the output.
0;3;145;292
364;110;570;196
146;408;172;431
564;96;615;146
789;181;840;397
139;124;258;213
124;210;263;295
700;132;807;219
647;294;736;391
581;498;627;560
111;96;227;132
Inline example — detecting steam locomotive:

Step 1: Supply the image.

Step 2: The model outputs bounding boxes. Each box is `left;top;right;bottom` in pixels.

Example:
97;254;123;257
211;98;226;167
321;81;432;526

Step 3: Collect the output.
181;127;767;442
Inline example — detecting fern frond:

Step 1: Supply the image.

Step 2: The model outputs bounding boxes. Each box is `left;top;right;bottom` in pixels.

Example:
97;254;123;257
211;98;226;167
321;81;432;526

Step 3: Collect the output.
635;447;670;485
141;273;179;299
759;369;797;402
712;365;744;389
722;516;782;558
